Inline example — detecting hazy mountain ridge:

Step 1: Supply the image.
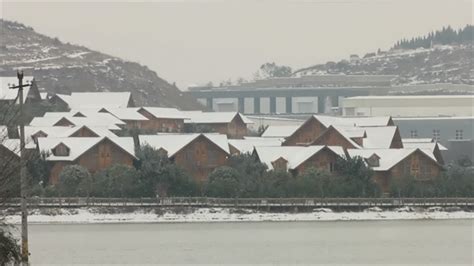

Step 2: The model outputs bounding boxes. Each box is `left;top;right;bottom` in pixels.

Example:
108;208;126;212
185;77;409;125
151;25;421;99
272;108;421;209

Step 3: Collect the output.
294;26;473;85
0;19;202;109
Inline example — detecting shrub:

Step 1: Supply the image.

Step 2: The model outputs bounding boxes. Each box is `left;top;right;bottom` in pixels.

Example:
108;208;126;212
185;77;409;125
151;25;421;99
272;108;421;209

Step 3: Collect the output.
205;167;241;198
58;165;91;197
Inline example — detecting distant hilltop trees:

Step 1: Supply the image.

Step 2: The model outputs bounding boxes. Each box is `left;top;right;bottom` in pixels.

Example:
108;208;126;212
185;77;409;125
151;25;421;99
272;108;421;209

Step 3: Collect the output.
393;25;473;50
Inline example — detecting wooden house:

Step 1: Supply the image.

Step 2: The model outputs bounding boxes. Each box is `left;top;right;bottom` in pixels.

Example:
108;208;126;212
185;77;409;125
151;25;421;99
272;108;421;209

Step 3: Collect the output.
253;145;346;175
282;115;394;146
184;111;252;139
347;148;443;192
137;107;188;133
49;92;135;110
139;133;230;183
37;137;136;184
99;107;149;130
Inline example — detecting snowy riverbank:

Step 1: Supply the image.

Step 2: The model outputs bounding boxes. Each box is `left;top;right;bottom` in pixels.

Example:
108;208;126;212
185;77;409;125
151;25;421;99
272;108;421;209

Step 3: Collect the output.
3;206;473;224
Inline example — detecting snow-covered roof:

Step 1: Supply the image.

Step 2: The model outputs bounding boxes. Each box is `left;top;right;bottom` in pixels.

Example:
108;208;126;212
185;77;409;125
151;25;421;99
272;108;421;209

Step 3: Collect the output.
402;141;448;152
314;125;362;149
261;125;300;138
228;137;282;154
139;133;230;157
140;107;189;120
1;139;20;157
0;126;8;140
347;148;439;171
254;145;345;171
0;76;34;104
37;137;135;161
402;138;435;143
362;126;398;149
59;92;132;109
333;125;366;139
314;115;392;127
183;111;253;124
23;125;117;148
101;108;148;121
30;112;125;130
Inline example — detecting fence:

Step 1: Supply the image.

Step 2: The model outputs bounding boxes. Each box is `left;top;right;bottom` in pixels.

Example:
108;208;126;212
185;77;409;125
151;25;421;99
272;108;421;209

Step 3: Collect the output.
2;197;474;209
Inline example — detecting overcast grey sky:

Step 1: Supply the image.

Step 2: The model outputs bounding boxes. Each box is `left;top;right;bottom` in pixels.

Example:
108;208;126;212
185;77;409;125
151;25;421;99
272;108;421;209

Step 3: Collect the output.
1;0;472;89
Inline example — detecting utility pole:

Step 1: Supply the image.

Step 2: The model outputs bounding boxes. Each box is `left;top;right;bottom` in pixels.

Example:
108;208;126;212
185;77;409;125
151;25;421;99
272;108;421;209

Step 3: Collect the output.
10;71;30;264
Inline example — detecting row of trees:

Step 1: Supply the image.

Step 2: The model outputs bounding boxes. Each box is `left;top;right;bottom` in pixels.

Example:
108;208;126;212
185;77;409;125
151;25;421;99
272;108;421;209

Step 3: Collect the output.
28;148;474;199
393;25;473;50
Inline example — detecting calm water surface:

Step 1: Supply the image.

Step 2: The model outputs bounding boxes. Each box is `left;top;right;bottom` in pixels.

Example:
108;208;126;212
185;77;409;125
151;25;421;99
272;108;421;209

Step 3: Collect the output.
24;220;473;265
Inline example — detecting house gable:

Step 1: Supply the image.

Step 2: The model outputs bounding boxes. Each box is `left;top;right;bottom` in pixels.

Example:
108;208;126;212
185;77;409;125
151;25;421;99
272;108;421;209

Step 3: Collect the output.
311;126;358;150
293;147;339;175
389;149;442;181
283;116;327;146
172;134;229;183
69;126;100;138
54;117;75;127
389;127;404;148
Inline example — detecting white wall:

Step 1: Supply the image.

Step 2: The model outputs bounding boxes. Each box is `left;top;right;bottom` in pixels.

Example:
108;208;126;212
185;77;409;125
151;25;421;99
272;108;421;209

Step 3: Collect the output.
276;97;286;113
292;97;318;113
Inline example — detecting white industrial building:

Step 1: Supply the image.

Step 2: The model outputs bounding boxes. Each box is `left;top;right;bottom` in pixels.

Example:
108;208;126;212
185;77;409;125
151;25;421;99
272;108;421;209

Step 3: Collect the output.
342;95;474;117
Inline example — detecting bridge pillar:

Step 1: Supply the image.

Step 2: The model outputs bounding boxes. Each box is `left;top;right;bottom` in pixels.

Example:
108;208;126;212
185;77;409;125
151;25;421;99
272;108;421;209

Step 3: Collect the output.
206;97;213;110
285;97;292;114
253;97;260;114
270;97;276;114
238;97;245;113
317;95;326;113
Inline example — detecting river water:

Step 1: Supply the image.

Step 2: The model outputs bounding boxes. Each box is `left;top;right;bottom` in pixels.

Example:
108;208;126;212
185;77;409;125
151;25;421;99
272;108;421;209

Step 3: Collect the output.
24;220;472;265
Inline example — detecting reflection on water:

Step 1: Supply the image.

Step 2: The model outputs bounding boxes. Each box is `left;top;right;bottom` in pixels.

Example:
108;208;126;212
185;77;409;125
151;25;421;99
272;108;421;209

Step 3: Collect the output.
22;220;473;264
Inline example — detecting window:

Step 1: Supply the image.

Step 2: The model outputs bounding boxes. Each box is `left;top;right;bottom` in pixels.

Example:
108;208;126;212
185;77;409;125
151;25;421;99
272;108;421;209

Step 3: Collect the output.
455;130;463;140
432;129;440;141
52;143;70;157
410;130;418;138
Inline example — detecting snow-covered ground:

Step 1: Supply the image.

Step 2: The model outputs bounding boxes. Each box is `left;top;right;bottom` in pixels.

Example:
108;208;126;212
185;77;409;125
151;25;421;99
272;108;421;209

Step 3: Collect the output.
3;207;472;224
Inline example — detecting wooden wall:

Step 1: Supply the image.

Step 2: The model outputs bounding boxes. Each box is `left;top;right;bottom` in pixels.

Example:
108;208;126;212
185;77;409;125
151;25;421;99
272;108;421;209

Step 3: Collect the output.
294;148;339;175
137;109;184;132
312;127;358;150
283;117;326;146
173;135;228;183
48;139;134;184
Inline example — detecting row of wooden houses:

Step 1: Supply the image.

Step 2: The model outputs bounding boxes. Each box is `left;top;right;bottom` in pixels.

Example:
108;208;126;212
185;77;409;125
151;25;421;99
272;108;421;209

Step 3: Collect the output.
0;90;447;193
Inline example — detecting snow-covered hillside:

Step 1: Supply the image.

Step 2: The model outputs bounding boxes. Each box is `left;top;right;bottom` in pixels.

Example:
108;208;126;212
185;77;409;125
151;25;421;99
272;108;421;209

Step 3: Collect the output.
0;19;202;109
294;44;473;85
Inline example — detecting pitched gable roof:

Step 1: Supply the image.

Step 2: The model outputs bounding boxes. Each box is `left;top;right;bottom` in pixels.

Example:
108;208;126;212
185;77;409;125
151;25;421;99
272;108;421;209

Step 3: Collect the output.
100;108;148;121
362;126;400;149
1;139;21;157
402;138;448;151
59;92;133;109
183;111;253;124
311;125;362;149
139;133;230;157
139;107;189;120
37;137;135;161
228;137;282;154
261;125;300;138
29;112;125;130
254;145;345;171
0;126;8;139
313;115;392;128
347;148;440;171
